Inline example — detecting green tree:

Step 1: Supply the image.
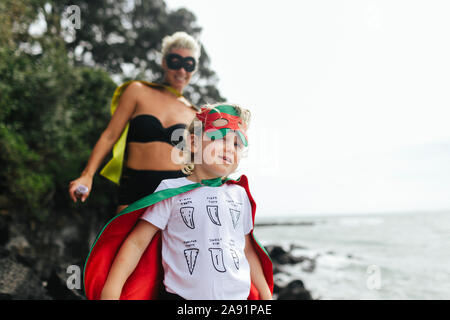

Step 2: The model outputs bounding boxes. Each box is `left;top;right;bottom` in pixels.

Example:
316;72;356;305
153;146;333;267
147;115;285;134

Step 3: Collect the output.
0;1;225;276
0;1;117;223
36;0;224;105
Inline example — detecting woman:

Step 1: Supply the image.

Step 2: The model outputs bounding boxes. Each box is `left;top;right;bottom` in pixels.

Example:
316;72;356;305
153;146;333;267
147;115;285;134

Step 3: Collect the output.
68;32;201;212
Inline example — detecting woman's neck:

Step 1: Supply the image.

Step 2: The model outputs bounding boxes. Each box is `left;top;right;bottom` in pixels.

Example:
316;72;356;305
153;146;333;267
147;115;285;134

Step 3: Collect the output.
162;79;184;94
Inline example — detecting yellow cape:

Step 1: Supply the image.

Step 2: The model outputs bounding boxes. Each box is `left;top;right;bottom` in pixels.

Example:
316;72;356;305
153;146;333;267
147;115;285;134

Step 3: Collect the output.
100;81;198;185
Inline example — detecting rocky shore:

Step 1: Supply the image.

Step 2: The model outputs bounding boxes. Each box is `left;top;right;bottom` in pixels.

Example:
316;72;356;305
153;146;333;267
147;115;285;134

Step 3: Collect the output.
0;215;314;300
265;244;314;300
0;213;87;300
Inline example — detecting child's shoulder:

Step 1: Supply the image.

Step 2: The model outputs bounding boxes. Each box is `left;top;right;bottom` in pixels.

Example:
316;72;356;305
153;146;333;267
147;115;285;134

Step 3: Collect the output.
223;179;250;197
155;177;195;192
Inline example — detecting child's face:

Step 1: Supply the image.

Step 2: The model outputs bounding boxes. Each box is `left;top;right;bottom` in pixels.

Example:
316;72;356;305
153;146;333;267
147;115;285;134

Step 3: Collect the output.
196;130;246;178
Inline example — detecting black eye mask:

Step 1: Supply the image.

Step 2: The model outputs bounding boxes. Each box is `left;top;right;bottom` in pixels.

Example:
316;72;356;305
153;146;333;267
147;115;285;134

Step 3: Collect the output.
165;53;196;72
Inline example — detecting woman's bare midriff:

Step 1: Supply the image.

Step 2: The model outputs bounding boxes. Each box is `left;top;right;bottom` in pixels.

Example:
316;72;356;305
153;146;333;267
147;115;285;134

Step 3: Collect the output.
125;141;185;171
123;82;196;171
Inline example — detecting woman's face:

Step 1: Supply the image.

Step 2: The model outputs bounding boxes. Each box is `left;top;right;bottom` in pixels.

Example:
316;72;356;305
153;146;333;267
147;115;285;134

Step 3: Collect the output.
162;47;196;92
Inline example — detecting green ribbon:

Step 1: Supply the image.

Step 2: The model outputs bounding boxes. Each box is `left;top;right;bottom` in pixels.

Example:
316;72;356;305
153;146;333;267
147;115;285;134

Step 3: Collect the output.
118;177;227;216
200;177;227;187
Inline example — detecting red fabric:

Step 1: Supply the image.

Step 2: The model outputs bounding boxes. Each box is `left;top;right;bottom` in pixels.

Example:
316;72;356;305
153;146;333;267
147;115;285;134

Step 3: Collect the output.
227;176;274;299
84;208;165;300
84;175;273;300
196;107;249;142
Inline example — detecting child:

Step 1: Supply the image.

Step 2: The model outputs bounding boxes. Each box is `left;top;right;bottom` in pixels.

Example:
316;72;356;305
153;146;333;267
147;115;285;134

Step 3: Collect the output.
84;104;273;300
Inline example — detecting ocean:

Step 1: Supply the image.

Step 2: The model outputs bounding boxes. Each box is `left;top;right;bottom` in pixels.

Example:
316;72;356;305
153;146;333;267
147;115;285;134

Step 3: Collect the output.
253;211;450;300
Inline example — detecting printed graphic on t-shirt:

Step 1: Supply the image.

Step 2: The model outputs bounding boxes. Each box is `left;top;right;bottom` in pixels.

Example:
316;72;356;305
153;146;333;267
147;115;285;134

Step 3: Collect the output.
180;206;195;229
177;194;249;275
207;205;221;226
184;248;199;275
226;198;244;230
229;209;241;229
141;178;253;298
229;248;240;270
208;248;226;273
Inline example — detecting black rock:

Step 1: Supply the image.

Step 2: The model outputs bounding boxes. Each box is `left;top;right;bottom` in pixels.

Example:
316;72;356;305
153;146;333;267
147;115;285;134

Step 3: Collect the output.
277;280;312;300
45;267;85;300
273;283;281;295
290;244;307;251
0;215;11;246
0;293;12;300
0;255;51;300
266;245;310;265
266;245;298;265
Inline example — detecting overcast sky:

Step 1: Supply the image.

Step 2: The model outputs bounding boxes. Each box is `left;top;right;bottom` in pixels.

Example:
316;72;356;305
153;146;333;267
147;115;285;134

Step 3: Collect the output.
165;0;450;217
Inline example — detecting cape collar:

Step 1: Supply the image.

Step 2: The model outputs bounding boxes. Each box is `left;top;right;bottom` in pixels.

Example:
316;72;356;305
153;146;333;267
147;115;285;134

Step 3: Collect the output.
200;176;226;187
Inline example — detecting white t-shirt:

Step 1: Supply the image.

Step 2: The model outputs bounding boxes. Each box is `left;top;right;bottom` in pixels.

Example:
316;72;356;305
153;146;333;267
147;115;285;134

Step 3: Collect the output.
140;177;253;300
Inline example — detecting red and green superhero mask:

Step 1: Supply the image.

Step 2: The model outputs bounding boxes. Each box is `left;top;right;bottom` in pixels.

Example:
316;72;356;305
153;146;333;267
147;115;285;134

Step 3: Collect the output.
196;105;248;147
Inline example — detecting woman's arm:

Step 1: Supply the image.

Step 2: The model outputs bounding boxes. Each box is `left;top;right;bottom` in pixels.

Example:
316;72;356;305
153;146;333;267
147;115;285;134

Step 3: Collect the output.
100;220;160;300
68;82;143;202
244;234;272;300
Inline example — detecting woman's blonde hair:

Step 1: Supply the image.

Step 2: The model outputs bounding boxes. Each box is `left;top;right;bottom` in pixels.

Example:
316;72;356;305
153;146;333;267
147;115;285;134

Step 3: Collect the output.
182;103;251;175
161;31;201;62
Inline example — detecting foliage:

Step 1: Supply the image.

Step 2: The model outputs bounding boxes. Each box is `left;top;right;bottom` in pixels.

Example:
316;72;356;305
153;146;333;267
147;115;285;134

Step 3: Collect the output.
37;0;224;105
0;36;116;222
1;0;222;227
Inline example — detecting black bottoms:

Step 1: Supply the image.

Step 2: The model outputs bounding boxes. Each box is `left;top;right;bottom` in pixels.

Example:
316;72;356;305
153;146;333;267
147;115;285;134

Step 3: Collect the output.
159;288;185;300
118;167;186;205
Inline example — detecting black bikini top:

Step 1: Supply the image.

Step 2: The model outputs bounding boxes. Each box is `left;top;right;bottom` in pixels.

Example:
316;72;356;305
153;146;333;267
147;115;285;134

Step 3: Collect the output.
126;114;187;147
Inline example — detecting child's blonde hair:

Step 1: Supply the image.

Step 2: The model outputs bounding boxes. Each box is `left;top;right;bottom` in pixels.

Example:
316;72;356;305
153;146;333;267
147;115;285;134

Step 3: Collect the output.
182;103;251;175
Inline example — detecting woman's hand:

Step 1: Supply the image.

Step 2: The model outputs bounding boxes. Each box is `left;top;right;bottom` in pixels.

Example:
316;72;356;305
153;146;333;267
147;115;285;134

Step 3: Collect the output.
68;174;93;203
68;82;140;205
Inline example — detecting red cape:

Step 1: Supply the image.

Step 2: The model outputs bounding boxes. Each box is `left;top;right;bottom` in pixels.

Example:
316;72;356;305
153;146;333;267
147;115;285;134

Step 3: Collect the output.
83;175;273;300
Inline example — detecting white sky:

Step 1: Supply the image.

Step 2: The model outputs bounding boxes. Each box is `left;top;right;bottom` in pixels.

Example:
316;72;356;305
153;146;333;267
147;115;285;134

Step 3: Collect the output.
165;0;450;217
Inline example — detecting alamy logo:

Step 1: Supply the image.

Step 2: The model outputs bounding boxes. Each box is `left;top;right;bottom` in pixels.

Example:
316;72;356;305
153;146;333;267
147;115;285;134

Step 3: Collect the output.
63;5;81;30
366;265;382;290
66;265;81;290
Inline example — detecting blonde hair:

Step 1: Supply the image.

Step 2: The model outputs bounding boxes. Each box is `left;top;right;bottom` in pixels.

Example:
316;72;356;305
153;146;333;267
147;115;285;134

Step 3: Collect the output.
161;31;201;62
182;103;251;175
